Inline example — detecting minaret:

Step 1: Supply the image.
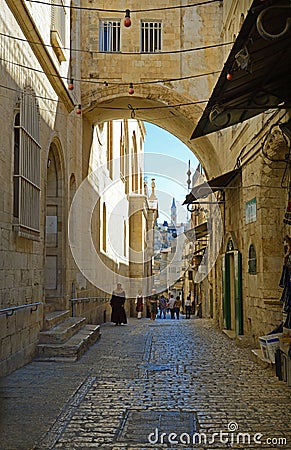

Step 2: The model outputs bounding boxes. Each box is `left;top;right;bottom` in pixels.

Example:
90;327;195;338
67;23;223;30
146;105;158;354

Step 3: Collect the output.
171;197;177;226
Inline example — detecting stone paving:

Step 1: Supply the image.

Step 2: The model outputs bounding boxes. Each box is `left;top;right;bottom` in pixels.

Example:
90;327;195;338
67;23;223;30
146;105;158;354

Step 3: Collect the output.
0;317;291;450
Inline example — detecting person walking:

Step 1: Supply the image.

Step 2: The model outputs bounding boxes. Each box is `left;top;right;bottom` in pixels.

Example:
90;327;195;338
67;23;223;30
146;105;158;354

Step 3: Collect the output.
149;288;159;320
110;283;127;326
158;294;167;319
135;289;144;319
185;295;191;319
168;294;176;319
174;295;181;320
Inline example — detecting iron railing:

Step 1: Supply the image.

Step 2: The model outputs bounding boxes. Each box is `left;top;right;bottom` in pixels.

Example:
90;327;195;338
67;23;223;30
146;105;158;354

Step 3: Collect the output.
70;297;109;317
0;301;42;317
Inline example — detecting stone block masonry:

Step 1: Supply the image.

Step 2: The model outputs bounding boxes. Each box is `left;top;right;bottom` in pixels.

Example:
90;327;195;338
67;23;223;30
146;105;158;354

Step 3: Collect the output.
0;303;43;377
0;318;290;449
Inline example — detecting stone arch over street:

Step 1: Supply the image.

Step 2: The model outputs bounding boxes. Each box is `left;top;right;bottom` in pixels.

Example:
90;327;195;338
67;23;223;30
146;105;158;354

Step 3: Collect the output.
82;86;222;179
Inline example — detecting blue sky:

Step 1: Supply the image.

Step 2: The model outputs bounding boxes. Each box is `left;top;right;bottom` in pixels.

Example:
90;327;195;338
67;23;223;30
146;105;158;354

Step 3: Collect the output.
144;122;199;224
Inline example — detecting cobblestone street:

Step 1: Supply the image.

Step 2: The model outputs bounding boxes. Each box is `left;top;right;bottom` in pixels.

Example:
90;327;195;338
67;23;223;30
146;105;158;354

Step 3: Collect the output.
1;317;291;450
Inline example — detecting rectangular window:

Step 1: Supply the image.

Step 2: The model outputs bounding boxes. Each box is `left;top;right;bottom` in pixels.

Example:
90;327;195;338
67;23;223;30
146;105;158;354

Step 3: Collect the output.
13;89;41;239
99;20;121;52
51;0;66;45
245;197;257;224
141;21;162;53
107;121;113;178
51;0;67;61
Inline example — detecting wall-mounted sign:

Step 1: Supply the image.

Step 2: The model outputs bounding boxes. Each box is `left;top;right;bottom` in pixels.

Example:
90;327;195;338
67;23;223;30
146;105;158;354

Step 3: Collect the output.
245;198;257;224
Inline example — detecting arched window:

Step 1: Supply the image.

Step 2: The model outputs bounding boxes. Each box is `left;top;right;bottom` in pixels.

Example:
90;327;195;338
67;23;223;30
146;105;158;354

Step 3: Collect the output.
248;244;257;274
124;220;127;257
226;238;234;252
131;130;138;192
107;121;113;178
102;202;107;252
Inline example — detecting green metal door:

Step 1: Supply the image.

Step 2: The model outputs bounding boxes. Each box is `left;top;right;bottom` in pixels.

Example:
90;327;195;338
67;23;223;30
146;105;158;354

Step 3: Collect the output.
233;250;243;335
222;253;231;329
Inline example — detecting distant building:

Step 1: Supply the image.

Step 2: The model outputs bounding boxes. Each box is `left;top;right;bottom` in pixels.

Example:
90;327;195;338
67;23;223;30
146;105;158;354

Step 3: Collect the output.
153;198;190;293
171;198;177;226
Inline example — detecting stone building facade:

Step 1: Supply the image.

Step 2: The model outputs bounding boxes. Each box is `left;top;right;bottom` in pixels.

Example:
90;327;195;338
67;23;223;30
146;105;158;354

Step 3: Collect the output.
1;0;290;375
0;0;155;376
184;1;291;345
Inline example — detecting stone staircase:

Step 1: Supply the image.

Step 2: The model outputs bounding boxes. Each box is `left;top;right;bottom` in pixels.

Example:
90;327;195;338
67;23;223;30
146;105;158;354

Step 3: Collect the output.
36;306;101;362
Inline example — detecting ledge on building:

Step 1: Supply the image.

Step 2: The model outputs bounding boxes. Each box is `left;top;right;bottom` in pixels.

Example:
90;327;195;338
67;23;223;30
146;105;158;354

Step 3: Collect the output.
263;300;282;306
50;30;66;63
222;329;236;339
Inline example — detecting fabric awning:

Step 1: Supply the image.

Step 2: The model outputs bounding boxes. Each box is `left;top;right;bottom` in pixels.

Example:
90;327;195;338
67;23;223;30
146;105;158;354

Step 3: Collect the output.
185;222;209;241
183;168;241;204
191;0;291;139
192;246;207;255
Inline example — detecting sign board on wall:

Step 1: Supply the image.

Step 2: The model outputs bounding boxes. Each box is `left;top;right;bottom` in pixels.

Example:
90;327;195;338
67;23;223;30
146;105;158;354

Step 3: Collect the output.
245;198;257;224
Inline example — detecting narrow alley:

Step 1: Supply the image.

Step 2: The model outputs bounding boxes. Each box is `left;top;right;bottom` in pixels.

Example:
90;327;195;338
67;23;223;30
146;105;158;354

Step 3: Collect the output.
0;317;290;450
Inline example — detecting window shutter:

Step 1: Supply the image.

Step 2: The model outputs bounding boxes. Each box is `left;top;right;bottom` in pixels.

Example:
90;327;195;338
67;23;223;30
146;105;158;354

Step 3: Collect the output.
13;88;41;239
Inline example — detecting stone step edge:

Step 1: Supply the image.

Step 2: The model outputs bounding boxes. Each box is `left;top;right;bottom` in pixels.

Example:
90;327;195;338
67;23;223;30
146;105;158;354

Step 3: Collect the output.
35;324;101;360
38;317;87;344
43;310;71;331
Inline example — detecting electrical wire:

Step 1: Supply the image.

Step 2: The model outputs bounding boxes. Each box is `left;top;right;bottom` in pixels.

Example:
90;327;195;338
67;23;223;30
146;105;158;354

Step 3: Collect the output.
0;82;208;111
26;0;221;13
0;56;221;86
0;82;60;103
0;31;234;56
1;82;290;197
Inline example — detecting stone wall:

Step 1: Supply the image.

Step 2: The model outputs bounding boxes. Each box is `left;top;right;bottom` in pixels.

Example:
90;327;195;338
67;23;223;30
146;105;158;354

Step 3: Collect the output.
0;0;81;374
0;303;43;376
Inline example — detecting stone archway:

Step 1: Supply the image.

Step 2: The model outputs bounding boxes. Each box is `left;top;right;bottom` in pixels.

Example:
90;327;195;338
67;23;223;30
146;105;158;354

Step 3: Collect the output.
79;0;223;179
82;88;221;180
45;140;66;310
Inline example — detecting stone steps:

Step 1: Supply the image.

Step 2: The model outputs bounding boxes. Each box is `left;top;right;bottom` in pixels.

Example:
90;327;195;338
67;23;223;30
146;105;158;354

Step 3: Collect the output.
36;307;101;362
36;324;101;361
43;310;71;331
38;317;87;344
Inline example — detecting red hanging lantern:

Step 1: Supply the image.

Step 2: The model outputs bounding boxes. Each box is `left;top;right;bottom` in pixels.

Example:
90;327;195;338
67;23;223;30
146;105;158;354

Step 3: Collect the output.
128;82;134;95
68;79;74;90
226;72;233;81
76;104;82;115
124;9;131;27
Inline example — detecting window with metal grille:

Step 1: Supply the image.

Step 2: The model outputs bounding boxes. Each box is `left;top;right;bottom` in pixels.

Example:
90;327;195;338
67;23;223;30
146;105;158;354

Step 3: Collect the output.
99;20;121;52
248;244;257;274
141;21;162;53
13;88;41;239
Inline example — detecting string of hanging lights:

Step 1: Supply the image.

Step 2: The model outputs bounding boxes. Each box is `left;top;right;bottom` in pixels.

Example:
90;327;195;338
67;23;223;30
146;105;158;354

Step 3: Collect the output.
25;0;220;13
124;9;131;27
3;1;225;115
0;81;209;117
0;31;233;57
0;55;221;88
0;81;287;155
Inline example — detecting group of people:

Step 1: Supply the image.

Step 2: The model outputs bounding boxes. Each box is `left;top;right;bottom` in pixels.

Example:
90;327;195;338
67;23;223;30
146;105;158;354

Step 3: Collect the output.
110;283;195;326
136;289;193;321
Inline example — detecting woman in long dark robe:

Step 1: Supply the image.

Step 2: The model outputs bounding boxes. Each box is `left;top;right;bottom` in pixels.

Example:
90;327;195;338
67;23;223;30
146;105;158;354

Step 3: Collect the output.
110;283;127;326
280;236;291;329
